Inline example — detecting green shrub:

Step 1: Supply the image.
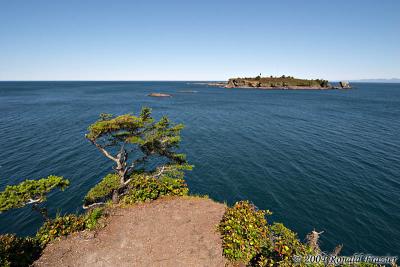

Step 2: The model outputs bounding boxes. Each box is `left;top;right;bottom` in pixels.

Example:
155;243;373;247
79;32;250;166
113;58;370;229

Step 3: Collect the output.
251;223;313;267
0;234;41;267
159;177;189;196
219;204;378;267
218;201;271;264
36;214;86;245
84;207;104;230
271;223;311;256
84;174;120;205
122;175;188;204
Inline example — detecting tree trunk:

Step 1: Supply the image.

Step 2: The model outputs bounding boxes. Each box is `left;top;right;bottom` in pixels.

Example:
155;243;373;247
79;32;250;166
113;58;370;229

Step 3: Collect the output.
116;163;126;184
32;204;50;221
116;147;128;185
112;190;119;204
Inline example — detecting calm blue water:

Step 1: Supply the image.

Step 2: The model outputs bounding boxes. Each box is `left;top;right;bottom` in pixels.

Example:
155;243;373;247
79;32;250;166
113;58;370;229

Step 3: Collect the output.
0;82;399;255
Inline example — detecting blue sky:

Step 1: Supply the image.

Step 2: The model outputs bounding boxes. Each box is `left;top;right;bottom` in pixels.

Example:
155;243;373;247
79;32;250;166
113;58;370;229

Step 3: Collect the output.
0;0;399;81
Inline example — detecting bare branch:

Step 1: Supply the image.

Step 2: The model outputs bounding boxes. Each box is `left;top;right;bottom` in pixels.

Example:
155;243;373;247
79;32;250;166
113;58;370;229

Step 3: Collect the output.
332;244;343;256
126;155;148;176
151;164;183;179
306;230;324;252
153;166;166;178
32;203;49;221
26;198;42;204
87;136;117;162
82;202;105;209
123;178;132;186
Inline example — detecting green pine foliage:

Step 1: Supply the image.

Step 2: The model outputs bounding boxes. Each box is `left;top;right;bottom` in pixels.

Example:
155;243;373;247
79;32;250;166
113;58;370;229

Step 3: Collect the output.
0;176;69;213
84;174;120;205
86;113;145;141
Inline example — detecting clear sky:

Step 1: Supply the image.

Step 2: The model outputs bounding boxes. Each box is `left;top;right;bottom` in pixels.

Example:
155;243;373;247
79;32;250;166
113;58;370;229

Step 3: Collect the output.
0;0;399;81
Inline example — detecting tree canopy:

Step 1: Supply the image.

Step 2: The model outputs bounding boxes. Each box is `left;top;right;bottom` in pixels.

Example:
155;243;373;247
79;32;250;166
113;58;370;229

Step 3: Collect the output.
86;107;187;185
0;175;69;213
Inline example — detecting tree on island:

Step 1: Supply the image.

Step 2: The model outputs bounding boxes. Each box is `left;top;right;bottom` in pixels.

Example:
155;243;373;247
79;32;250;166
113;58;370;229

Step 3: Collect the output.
85;107;190;204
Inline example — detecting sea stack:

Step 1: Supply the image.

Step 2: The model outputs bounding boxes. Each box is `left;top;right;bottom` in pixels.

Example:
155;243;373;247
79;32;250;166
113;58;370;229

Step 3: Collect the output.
339;81;351;89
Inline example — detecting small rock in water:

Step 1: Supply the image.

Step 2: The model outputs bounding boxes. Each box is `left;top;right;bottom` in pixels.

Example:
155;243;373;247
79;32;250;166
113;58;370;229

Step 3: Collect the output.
148;93;172;97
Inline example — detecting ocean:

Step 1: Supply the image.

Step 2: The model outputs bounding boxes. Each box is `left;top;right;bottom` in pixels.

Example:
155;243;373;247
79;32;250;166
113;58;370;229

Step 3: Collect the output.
0;81;399;255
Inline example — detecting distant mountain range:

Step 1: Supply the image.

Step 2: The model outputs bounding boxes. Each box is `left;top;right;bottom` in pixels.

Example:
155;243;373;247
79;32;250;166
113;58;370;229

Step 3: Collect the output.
349;78;400;83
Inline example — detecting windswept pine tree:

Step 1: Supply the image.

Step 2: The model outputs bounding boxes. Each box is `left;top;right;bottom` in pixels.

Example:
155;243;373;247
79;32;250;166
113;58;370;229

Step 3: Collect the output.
85;107;191;205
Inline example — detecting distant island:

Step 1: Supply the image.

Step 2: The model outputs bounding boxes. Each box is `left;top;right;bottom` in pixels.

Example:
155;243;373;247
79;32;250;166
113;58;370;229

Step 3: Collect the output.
208;75;351;90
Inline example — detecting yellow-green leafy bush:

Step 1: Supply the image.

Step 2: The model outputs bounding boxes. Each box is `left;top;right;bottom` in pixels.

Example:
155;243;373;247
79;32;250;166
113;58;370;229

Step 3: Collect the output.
251;223;313;267
0;234;41;267
35;208;106;246
36;214;86;245
219;203;379;267
122;175;188;204
218;201;271;264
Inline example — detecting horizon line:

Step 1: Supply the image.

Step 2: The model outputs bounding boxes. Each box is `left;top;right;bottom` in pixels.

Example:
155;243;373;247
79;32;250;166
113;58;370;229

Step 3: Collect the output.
0;78;399;82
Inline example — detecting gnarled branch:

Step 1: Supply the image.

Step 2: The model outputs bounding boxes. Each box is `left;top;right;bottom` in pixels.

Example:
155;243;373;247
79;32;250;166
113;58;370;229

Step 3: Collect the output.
83;202;105;210
87;135;117;162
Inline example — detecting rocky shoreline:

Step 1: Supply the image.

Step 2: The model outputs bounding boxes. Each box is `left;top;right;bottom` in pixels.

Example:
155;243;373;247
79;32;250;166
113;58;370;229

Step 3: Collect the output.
226;85;334;90
207;82;340;90
207;76;351;90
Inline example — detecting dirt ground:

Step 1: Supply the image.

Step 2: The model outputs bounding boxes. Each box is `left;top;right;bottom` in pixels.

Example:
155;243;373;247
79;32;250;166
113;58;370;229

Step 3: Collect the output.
34;197;228;267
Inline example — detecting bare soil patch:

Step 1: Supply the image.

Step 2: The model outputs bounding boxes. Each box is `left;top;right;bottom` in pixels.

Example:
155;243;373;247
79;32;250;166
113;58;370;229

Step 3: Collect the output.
34;197;228;267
